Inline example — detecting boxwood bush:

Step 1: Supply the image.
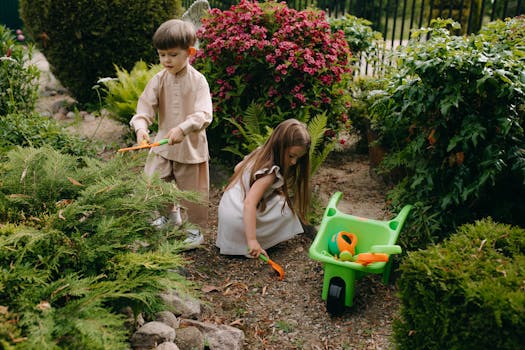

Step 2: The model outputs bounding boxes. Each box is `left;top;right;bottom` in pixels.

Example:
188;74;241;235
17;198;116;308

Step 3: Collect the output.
20;0;182;105
371;17;525;250
394;218;525;349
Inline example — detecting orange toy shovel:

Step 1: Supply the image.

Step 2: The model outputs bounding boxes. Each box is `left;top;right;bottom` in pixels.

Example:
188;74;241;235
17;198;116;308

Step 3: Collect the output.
117;138;169;153
259;254;285;280
355;253;389;266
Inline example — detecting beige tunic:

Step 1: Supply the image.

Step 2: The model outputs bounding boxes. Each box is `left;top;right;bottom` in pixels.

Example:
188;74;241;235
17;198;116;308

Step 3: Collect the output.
130;65;212;164
216;164;304;255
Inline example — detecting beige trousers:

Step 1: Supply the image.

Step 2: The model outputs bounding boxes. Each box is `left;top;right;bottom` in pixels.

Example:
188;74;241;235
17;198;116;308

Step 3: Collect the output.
144;152;209;230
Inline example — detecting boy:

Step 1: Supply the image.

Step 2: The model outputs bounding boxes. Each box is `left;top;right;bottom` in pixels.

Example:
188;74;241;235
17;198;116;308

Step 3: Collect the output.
130;19;212;248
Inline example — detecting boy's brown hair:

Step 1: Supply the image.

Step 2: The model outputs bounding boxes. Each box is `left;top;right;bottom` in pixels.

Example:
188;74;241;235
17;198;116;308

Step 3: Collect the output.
153;19;196;50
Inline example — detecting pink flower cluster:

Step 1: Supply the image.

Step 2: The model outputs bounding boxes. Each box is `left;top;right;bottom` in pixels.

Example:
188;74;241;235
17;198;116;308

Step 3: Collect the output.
192;1;353;153
195;0;351;109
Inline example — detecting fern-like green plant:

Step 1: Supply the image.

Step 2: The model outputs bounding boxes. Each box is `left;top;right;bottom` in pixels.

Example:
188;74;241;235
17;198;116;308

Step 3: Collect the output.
307;112;335;175
97;61;162;127
224;104;335;176
222;103;273;158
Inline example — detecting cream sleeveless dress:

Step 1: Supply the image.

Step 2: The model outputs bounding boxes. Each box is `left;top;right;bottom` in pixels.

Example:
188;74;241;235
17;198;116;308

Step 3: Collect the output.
216;164;304;255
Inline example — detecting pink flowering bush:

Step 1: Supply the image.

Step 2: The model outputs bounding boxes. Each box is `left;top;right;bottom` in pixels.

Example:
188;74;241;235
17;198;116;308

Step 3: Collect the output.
192;0;352;162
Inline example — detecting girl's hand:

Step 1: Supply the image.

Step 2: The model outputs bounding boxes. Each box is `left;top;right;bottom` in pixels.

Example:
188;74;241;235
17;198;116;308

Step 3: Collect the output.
247;239;264;258
136;129;150;144
167;126;185;145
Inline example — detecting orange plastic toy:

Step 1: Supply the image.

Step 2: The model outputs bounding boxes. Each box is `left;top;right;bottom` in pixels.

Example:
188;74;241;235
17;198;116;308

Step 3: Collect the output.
117;139;169;153
355;253;389;266
259;254;285;280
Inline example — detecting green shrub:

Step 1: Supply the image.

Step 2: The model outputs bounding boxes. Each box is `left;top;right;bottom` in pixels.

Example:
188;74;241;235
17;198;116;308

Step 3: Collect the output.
394;218;525;349
345;76;389;153
0;146;197;348
97;61;162;127
0;25;39;115
371;18;525;250
192;0;353;163
0;112;96;158
20;0;182;105
329;14;387;75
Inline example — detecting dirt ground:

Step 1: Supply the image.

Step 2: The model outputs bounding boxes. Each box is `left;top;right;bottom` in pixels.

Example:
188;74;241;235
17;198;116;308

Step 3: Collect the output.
35;59;399;349
186;151;398;350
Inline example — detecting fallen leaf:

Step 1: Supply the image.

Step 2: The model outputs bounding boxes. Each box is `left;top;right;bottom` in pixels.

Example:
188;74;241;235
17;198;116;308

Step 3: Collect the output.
56;199;73;207
427;129;436;145
202;285;220;293
8;194;31;199
229;318;244;326
67;177;83;186
456;151;465;165
0;305;8;314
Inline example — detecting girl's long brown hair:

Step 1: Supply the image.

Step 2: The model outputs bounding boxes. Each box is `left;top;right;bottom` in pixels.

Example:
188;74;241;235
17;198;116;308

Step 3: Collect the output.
226;118;311;223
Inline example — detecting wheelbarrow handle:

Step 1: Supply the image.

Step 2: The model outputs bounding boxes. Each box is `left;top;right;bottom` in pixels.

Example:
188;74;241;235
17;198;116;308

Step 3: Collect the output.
390;204;413;233
370;244;402;254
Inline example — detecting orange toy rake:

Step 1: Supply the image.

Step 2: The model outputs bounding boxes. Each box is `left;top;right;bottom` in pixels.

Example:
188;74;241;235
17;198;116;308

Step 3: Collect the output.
117;139;169;153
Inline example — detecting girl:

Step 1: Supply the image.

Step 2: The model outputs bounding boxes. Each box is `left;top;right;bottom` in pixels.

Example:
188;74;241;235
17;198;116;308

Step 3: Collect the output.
216;118;311;258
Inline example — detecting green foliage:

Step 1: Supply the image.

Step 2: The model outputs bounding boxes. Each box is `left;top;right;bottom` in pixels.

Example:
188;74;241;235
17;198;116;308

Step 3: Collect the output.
19;0;182;105
329;14;388;76
330;15;381;54
224;103;335;176
97;61;162;127
394;218;525;349
0;112;95;158
328;15;390;149
0;146;197;348
346;77;389;152
0;25;40;115
371;18;525;250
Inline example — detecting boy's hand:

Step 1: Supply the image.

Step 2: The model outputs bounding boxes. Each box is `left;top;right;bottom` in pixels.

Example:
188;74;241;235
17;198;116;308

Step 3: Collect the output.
136;129;150;144
167;127;185;145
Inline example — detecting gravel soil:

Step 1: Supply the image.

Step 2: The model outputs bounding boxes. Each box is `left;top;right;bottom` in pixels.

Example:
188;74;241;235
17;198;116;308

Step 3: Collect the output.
184;150;400;350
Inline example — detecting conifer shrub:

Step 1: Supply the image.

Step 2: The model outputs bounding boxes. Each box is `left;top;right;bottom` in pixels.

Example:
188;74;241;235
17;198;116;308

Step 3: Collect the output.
0;25;39;115
192;0;353;163
394;218;525;349
371;17;525;250
19;0;182;105
0;146;198;348
0;112;95;158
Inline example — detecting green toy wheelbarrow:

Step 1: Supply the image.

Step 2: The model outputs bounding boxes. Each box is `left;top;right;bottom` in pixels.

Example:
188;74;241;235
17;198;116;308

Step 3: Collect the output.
308;191;412;315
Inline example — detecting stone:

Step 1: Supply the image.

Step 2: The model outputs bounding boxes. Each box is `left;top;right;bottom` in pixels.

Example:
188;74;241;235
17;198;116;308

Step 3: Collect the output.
160;291;201;319
130;321;176;349
156;311;180;330
180;319;244;350
174;326;205;350
155;342;180;350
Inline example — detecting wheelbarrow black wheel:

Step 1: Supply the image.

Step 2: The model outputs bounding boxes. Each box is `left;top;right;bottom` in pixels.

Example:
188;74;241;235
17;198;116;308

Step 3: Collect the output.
326;278;345;316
